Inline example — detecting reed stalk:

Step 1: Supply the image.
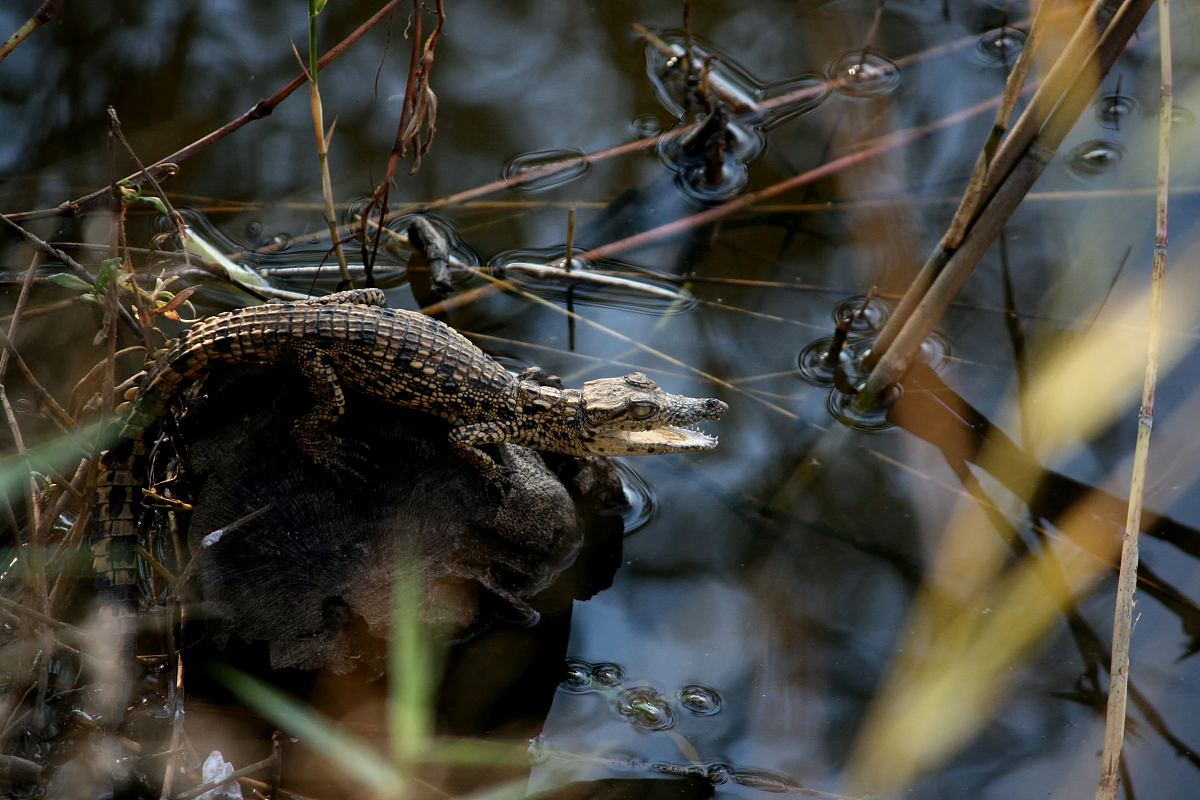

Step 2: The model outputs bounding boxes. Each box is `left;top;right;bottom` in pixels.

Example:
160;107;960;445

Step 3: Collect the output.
858;0;1154;404
864;0;1128;372
1095;0;1172;795
306;0;351;286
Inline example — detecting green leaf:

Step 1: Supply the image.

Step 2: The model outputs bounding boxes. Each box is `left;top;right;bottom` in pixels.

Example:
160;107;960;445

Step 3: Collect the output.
120;186;170;216
94;258;123;294
46;273;92;292
311;0;329;14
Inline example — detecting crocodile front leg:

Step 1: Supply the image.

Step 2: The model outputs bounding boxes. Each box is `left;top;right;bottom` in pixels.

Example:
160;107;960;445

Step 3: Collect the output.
290;344;367;477
448;422;515;482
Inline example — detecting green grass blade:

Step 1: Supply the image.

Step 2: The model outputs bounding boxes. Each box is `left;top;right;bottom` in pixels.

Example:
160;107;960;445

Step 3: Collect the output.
211;663;405;797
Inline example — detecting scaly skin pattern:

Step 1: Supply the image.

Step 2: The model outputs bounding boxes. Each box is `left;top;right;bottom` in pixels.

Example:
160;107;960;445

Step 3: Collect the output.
93;289;727;613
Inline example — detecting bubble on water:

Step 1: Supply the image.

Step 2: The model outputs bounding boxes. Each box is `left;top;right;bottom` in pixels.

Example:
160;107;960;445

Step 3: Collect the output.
975;27;1026;67
827;51;901;98
561;658;593;692
833;295;890;332
1095;94;1140;129
678;684;723;716
1067;139;1123;177
631;113;662;138
269;232;292;251
615;687;675;731
245;220;263;239
591;662;626;688
501;148;590;193
612;461;657;535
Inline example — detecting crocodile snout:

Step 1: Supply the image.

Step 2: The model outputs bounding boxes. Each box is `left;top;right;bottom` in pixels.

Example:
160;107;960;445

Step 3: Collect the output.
703;398;728;419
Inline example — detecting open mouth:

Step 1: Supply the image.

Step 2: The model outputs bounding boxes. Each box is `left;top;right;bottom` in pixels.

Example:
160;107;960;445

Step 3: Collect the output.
610;425;719;452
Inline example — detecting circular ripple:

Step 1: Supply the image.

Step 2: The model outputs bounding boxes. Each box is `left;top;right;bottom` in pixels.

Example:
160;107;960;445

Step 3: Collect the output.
827;383;901;433
975;27;1026;67
631;113;662;138
561;658;594;693
1067;139;1123;177
678;684;723;716
591;662;626;688
676;161;750;204
797;337;854;387
612;461;657;535
920;331;952;371
616;687;676;731
833;295;890;332
1095;94;1140;129
827;51;900;98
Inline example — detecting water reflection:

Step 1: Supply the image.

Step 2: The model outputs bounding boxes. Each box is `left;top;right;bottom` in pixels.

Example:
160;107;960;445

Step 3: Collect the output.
643;30;829;128
491;248;697;314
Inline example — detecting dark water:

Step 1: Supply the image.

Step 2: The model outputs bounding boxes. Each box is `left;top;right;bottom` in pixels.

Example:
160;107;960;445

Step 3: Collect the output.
3;0;1200;797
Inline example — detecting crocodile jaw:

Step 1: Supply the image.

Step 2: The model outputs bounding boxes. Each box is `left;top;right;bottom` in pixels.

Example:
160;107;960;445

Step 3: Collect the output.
594;425;719;454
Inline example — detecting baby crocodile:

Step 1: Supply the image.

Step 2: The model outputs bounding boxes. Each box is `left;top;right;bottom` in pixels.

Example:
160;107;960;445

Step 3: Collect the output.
93;288;727;614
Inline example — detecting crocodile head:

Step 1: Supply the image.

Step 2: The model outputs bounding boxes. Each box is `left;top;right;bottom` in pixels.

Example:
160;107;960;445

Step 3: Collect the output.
572;372;727;456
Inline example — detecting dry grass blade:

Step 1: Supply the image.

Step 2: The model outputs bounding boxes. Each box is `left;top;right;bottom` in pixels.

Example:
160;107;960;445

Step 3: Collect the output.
301;4;352;286
1095;0;1173;796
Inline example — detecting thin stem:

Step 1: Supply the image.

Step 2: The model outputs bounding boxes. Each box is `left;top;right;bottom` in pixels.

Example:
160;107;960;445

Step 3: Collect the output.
1095;0;1172;795
306;2;352;285
0;0;62;62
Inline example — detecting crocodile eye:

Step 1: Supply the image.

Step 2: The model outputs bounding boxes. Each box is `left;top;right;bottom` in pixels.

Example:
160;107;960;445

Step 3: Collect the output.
627;400;657;420
624;372;656;389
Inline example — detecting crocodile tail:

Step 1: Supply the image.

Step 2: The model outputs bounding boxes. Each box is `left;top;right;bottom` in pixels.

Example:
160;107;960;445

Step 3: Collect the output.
92;397;161;615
